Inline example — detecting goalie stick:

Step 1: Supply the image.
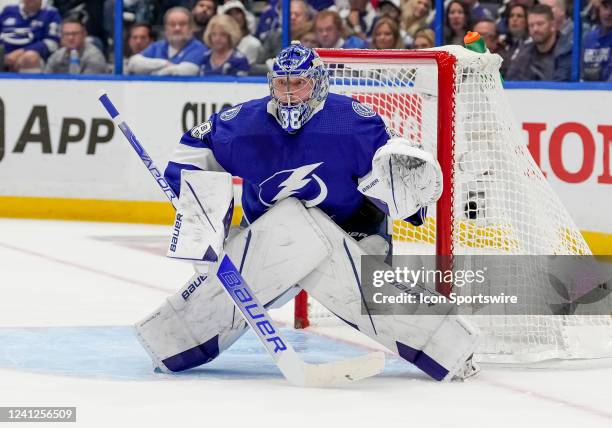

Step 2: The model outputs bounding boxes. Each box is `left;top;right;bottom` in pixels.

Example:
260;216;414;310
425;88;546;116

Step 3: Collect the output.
97;91;385;387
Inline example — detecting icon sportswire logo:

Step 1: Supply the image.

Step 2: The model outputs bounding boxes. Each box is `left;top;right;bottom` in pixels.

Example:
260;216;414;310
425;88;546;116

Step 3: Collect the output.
258;163;328;208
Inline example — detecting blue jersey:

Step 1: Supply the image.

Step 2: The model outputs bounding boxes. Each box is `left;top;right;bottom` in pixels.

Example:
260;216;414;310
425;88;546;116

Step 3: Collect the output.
583;27;612;82
200;50;249;76
141;38;208;66
255;1;280;39
0;4;60;58
307;0;334;10
165;94;393;225
342;36;369;49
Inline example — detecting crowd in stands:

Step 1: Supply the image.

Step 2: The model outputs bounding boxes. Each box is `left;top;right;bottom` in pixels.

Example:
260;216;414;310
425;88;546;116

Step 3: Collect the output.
0;0;610;81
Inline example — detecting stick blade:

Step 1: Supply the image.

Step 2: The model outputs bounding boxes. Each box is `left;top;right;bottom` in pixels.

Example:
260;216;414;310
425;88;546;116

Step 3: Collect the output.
305;351;385;387
279;351;385;388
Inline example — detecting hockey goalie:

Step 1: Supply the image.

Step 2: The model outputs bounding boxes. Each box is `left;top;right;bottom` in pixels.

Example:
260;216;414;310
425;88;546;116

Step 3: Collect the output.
135;42;481;382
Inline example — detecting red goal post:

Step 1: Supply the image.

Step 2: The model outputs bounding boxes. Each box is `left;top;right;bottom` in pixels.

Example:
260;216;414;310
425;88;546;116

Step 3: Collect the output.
294;48;460;328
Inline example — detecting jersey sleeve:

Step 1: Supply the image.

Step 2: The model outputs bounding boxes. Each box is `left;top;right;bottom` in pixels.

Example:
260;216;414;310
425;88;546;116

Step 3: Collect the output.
164;115;227;197
26;9;60;58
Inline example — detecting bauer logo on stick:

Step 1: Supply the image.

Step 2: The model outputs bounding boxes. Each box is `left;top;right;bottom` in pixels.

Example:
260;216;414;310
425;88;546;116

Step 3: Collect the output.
217;256;287;353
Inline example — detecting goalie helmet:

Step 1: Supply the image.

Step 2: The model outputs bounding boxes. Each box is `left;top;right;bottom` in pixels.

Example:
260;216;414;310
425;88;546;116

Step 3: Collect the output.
268;41;329;133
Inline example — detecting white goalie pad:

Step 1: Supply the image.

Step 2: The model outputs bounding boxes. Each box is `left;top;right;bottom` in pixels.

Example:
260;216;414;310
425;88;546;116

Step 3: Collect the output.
167;170;234;262
358;137;443;220
299;208;480;381
136;198;332;372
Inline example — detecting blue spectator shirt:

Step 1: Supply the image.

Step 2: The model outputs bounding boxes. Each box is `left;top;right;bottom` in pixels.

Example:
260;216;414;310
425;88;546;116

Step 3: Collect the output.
141;38;208;65
471;2;495;21
256;0;280;39
0;4;61;58
583;27;612;81
307;0;334;11
200;50;249;76
342;36;369;49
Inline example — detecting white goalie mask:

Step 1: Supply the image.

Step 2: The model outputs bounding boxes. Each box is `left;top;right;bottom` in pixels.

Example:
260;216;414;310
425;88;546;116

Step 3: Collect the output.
268;41;329;133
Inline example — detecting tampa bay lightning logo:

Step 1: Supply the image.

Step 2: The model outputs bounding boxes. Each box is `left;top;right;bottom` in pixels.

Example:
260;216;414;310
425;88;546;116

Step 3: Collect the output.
352;101;376;118
276;45;310;71
258;163;328;208
220;105;242;121
1;27;35;46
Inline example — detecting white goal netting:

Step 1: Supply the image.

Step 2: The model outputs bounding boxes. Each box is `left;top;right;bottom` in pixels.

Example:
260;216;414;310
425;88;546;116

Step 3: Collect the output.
302;46;612;364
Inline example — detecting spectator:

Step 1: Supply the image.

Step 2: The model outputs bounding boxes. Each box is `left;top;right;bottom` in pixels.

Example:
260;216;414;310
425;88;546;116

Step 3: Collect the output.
539;0;572;42
314;10;368;49
463;0;494;21
500;4;529;76
256;0;281;39
401;0;432;41
288;0;314;41
307;0;334;11
127;23;154;56
582;0;612;81
191;0;216;41
506;4;572;81
127;7;206;76
513;0;536;8
496;0;536;35
201;14;249;76
219;0;261;65
221;0;257;35
370;16;404;49
503;4;529;50
473;18;501;52
0;0;61;72
413;27;435;48
300;30;318;48
44;16;107;74
473;18;510;74
583;0;603;31
54;0;107;52
253;0;313;74
444;1;471;45
378;0;402;22
345;0;378;40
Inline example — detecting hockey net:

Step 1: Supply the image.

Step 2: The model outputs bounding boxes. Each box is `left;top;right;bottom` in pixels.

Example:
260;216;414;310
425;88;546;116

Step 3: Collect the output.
295;46;612;364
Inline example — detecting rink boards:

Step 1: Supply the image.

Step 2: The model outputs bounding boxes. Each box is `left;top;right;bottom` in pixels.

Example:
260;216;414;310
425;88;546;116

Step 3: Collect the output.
0;77;610;253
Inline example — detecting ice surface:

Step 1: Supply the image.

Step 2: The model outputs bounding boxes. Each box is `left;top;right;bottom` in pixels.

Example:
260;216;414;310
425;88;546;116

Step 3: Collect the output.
0;219;610;428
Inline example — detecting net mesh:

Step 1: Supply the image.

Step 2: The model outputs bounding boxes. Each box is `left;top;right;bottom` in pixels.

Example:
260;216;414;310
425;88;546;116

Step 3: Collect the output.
302;47;612;363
